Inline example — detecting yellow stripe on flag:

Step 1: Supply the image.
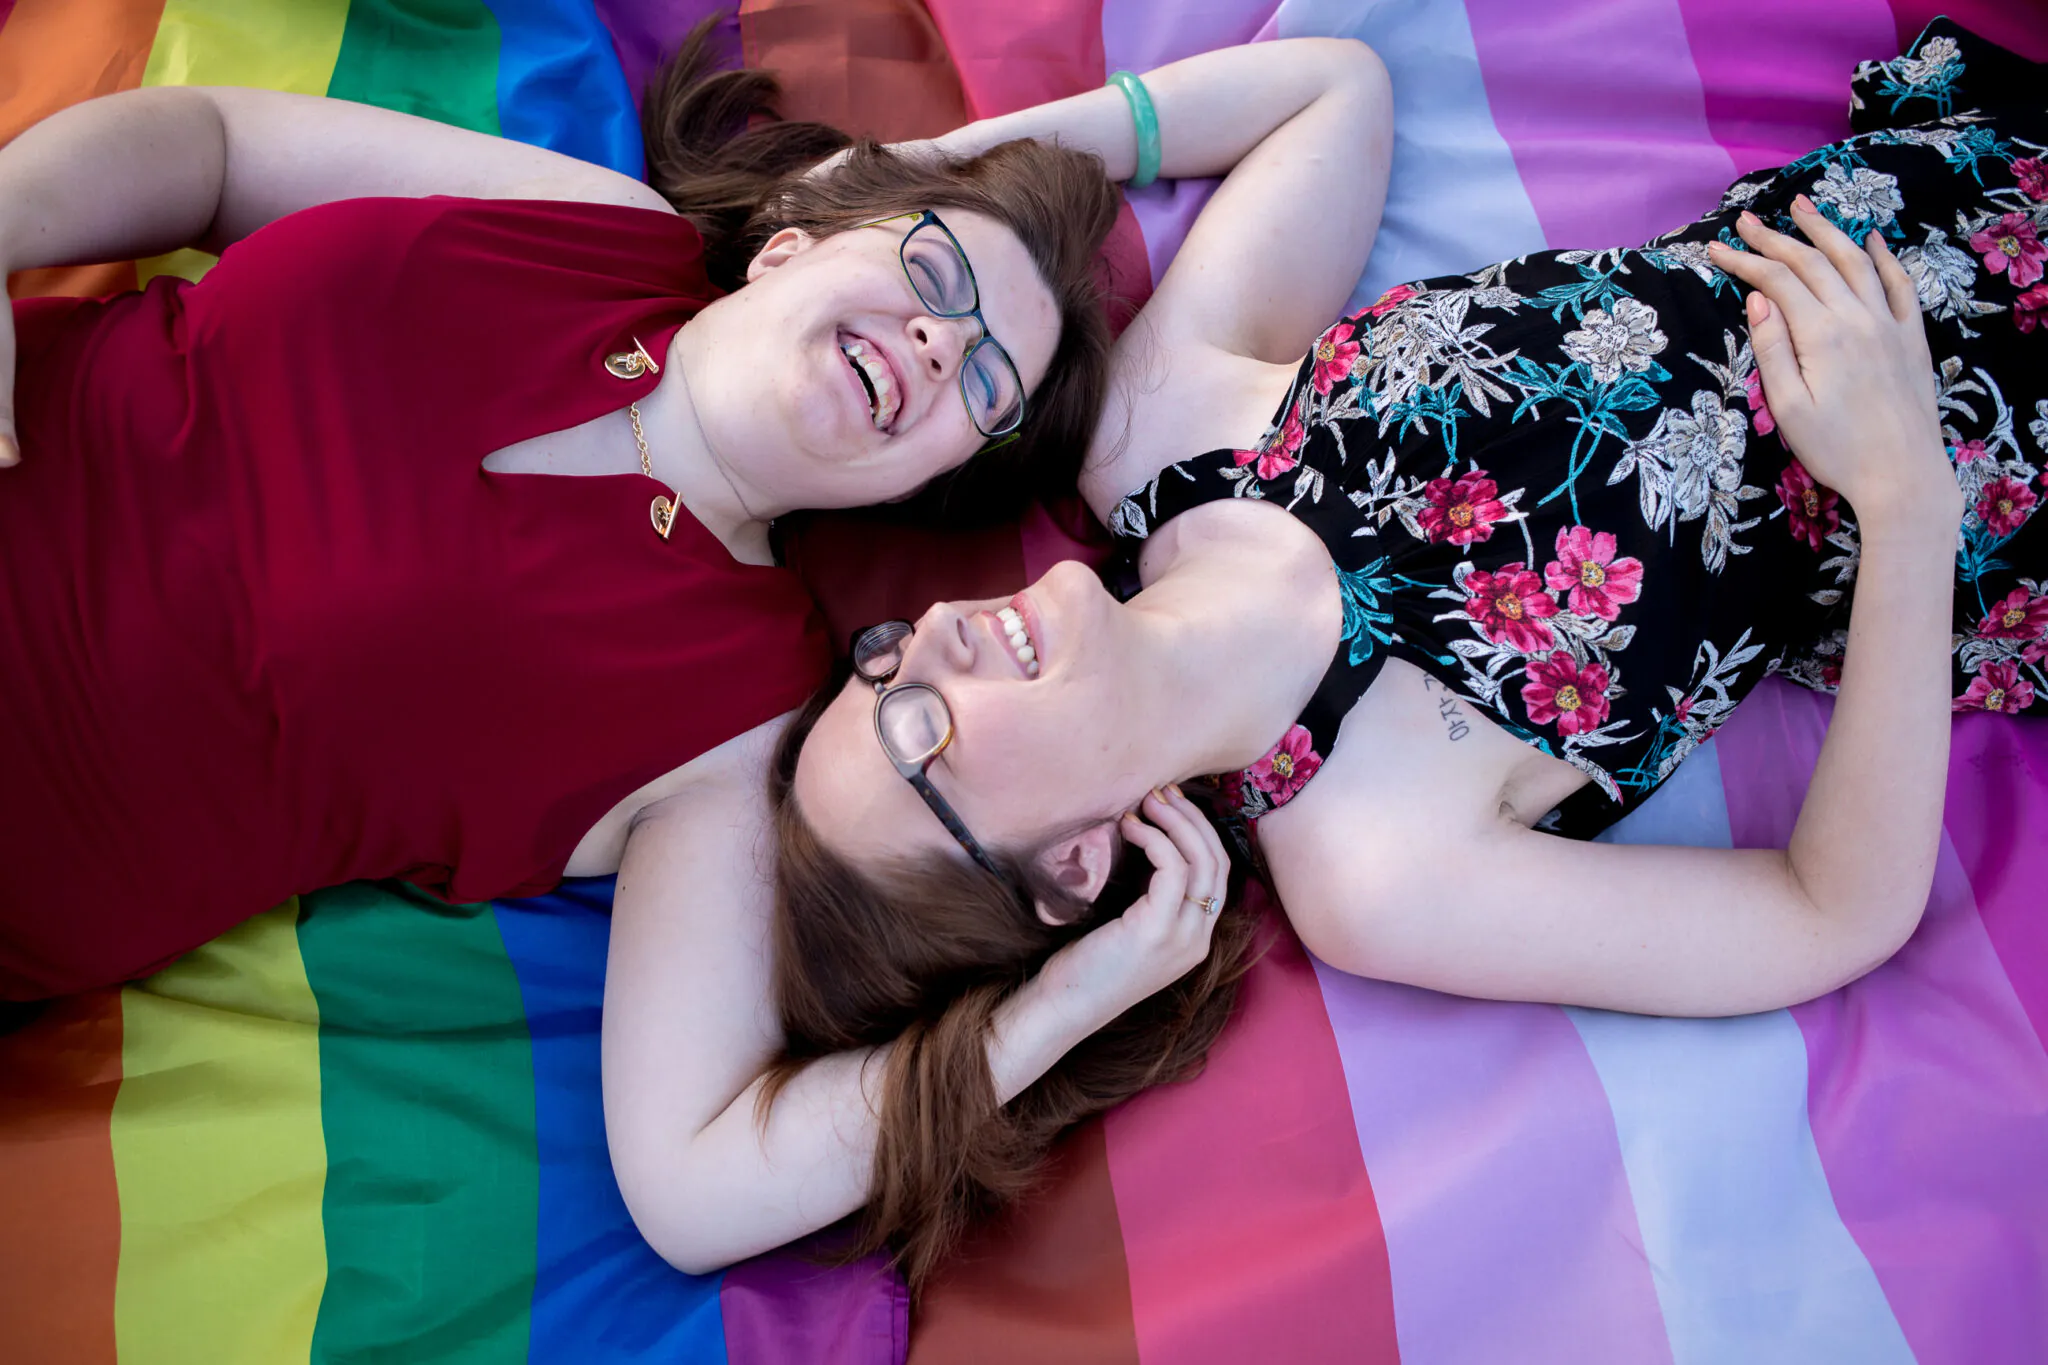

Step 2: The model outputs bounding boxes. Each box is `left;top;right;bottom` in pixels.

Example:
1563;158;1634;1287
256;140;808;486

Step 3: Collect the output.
136;0;352;284
112;901;328;1365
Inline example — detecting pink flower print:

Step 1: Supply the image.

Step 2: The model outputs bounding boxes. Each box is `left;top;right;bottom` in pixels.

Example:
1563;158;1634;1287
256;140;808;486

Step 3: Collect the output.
1234;408;1307;481
1743;367;1776;437
1365;283;1419;318
1776;459;1841;550
1464;564;1559;653
2014;157;2048;203
1969;213;2048;288
1542;526;1644;622
2026;638;2048;666
2016;283;2048;335
1978;587;2048;641
1310;323;1362;395
1976;474;2037;537
1954;660;2034;714
1952;439;1989;464
1522;653;1612;736
1246;725;1323;800
1673;695;1694;722
1417;469;1508;547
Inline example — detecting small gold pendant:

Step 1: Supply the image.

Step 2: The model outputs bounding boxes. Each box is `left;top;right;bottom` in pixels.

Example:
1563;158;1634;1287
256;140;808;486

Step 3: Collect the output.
650;495;676;540
605;336;662;380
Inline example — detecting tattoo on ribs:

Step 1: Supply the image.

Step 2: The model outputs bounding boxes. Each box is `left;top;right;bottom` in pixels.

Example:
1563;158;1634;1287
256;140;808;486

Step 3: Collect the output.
1420;674;1470;742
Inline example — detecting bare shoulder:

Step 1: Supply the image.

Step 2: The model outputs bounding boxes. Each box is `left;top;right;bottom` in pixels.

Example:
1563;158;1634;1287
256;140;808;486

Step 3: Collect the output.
565;711;792;878
1080;322;1301;520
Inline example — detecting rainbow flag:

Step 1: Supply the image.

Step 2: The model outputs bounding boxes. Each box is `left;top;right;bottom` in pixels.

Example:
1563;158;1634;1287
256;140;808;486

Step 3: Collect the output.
3;2;2046;1363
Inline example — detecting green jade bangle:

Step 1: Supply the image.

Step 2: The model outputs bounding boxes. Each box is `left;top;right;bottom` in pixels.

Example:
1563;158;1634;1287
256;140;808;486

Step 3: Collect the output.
1106;69;1162;190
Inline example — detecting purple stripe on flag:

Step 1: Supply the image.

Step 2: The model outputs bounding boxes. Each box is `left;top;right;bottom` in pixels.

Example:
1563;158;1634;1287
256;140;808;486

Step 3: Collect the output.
1942;711;2048;1052
1671;0;1896;176
1715;680;2048;1365
1463;0;1736;248
722;1249;908;1365
591;0;738;108
1311;965;1674;1365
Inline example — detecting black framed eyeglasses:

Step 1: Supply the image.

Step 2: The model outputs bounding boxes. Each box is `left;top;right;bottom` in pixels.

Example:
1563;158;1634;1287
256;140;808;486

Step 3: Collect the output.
859;209;1026;441
851;620;1010;882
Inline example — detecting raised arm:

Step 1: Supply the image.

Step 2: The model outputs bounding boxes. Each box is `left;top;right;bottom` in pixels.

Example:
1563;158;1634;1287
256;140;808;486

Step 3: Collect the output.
0;86;667;464
905;41;1392;513
603;727;1224;1272
1278;204;1960;1017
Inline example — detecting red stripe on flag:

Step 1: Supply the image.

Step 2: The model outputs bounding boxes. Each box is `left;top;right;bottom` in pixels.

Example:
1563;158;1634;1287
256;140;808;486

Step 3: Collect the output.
1105;902;1400;1364
912;1122;1142;1365
0;989;124;1365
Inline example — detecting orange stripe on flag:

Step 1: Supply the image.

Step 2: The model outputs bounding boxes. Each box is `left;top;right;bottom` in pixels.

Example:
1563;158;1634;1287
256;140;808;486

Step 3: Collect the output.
0;990;125;1365
0;0;165;299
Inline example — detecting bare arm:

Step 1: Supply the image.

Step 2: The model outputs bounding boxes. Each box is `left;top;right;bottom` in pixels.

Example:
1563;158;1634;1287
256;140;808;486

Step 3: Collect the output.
603;733;1223;1273
0;86;668;462
1279;204;1960;1018
902;40;1392;515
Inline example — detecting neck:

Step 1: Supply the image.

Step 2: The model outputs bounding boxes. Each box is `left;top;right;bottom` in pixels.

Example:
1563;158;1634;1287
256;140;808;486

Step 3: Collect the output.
640;323;784;564
1117;507;1340;780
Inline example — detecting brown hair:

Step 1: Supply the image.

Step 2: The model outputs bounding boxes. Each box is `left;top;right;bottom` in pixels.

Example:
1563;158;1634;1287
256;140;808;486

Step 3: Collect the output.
640;19;1123;525
762;668;1264;1292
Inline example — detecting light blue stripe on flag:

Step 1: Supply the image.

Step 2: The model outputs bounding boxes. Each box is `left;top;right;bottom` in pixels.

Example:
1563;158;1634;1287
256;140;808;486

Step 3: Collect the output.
1275;0;1550;308
1574;738;1915;1365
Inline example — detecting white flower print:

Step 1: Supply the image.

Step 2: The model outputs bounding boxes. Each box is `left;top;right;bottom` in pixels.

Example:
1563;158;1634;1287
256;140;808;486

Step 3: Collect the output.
1642;240;1723;286
1895;34;1960;86
1899;227;1980;311
2030;399;2048;459
1607;390;1766;573
1355;288;1521;418
1810;162;1903;228
1720;179;1767;212
1559;298;1668;385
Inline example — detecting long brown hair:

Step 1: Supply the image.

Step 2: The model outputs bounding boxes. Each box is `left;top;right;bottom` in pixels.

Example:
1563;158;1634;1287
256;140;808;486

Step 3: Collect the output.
640;19;1123;525
762;667;1264;1292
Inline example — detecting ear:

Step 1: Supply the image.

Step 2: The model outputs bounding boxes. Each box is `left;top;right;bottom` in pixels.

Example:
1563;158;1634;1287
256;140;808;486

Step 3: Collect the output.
745;226;818;283
1031;821;1119;926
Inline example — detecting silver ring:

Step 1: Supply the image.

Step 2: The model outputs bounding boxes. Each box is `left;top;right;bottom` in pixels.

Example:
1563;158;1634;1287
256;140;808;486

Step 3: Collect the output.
1187;894;1222;916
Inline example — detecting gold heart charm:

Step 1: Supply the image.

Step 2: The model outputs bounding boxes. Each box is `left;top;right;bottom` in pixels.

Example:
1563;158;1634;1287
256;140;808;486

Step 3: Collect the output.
605;336;662;380
650;495;676;540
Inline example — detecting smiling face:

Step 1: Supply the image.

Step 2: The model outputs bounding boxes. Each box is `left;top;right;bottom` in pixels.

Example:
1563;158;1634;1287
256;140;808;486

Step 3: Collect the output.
794;560;1162;889
686;209;1062;512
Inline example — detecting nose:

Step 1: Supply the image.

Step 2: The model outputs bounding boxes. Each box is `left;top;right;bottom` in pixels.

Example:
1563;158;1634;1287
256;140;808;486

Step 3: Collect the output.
906;313;981;383
904;602;977;679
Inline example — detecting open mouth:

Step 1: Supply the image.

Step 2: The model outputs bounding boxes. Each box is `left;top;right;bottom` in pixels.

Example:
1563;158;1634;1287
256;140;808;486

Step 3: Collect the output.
995;603;1039;677
839;333;902;431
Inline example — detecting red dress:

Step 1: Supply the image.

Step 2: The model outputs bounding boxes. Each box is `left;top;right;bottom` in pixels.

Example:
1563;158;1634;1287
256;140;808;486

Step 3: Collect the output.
0;197;830;999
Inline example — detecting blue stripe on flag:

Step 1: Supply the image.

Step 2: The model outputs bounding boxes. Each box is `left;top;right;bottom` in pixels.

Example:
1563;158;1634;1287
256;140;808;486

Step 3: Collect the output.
481;0;643;176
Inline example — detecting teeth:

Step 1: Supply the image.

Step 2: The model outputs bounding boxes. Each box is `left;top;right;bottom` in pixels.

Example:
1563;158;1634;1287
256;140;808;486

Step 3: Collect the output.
997;607;1039;676
840;337;900;431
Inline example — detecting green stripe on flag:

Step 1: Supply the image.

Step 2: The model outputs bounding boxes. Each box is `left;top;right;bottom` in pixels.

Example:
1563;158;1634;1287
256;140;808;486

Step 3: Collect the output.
299;883;537;1365
326;0;502;135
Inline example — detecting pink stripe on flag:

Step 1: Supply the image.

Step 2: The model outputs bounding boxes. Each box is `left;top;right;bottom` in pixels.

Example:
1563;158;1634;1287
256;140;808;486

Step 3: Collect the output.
1672;0;1897;176
1311;967;1674;1365
1942;712;2048;1051
1103;906;1399;1364
1463;0;1737;248
1716;681;2048;1365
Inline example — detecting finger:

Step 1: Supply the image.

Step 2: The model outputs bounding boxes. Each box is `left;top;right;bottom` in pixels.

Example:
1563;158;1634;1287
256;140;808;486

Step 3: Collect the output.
1787;194;1886;312
1119;810;1189;909
1745;290;1809;425
1141;788;1221;904
1710;234;1828;340
1866;231;1923;329
1735;208;1862;312
1160;785;1228;898
0;307;16;468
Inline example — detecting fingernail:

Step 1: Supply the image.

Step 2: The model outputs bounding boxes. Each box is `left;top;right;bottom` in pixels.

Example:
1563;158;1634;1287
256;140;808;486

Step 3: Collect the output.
1794;194;1814;212
1167;783;1184;799
1739;211;1760;227
0;435;16;467
1708;239;1729;253
1748;293;1770;322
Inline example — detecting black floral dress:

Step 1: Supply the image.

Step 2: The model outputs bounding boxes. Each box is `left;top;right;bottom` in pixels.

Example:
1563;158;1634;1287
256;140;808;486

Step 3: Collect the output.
1108;20;2048;838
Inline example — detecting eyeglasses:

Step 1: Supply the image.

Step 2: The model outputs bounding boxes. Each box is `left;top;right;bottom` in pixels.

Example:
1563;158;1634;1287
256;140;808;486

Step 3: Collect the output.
859;210;1027;441
851;619;1010;882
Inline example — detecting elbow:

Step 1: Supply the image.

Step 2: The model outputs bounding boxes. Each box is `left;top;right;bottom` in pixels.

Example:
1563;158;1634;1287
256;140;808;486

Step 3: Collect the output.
620;1173;742;1279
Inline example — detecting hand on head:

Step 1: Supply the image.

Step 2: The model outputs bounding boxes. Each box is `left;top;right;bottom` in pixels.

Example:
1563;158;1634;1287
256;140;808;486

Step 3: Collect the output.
1033;784;1231;1027
1708;198;1956;527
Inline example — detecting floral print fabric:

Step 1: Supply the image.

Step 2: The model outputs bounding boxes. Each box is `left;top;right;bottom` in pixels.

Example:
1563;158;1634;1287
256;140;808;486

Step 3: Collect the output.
1110;20;2048;837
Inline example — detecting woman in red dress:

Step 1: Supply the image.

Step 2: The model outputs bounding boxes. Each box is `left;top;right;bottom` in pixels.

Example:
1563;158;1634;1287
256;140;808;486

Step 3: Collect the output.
0;32;1119;999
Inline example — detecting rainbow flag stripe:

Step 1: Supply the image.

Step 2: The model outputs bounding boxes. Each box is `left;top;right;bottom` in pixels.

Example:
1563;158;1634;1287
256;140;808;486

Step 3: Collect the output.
4;2;2046;1363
